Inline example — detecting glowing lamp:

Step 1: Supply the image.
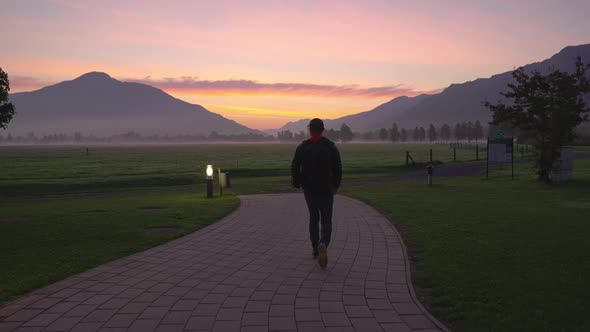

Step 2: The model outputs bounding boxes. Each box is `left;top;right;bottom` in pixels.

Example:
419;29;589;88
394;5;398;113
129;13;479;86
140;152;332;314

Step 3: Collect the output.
206;165;213;178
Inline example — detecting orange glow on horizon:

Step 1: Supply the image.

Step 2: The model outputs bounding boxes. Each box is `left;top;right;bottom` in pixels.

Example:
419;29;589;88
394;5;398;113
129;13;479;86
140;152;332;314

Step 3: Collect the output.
162;88;423;99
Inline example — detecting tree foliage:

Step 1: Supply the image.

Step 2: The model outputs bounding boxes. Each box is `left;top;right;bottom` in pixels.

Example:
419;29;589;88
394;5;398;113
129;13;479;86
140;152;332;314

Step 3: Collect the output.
340;123;353;142
440;123;451;141
390;123;400;142
428;124;437;142
485;57;590;182
400;128;407;142
0;67;16;129
378;128;388;141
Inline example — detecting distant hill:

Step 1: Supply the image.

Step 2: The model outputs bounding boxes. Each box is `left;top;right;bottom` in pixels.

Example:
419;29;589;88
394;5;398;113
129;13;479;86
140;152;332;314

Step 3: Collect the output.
277;94;431;134
277;44;590;133
7;72;259;136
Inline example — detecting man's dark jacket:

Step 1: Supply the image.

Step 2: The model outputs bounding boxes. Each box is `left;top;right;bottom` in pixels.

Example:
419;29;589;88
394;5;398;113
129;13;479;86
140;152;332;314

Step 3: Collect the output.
291;137;342;194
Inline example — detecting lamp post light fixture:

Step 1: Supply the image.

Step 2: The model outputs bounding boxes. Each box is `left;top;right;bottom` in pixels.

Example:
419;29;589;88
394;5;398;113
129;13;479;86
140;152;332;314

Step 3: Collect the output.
206;164;214;198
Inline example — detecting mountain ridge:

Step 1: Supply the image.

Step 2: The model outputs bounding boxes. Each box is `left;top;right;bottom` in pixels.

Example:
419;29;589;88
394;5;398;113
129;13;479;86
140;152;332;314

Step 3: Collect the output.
7;72;260;136
276;43;590;133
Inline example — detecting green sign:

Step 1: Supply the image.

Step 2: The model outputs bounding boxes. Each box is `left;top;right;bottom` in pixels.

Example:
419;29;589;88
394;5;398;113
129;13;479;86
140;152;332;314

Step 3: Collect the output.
496;130;505;138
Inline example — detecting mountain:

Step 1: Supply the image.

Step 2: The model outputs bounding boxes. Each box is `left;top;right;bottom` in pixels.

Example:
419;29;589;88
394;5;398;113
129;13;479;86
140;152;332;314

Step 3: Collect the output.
392;44;590;128
276;94;432;134
7;72;259;136
276;43;590;133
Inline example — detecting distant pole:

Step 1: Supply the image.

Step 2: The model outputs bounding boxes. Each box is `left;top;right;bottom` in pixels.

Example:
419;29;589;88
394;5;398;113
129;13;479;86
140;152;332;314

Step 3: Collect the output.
476;145;479;161
512;142;515;180
486;138;489;179
86;147;89;156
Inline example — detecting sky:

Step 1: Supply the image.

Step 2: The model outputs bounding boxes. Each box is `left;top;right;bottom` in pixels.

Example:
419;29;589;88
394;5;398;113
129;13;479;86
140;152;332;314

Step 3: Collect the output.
2;0;590;129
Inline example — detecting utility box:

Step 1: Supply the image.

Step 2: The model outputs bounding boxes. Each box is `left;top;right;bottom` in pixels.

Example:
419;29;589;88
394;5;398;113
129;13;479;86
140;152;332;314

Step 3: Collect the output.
551;146;574;183
488;137;513;163
219;172;228;188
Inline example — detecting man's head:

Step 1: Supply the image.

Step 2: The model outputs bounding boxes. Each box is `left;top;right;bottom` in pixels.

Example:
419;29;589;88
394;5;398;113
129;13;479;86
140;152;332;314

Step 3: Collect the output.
308;118;325;136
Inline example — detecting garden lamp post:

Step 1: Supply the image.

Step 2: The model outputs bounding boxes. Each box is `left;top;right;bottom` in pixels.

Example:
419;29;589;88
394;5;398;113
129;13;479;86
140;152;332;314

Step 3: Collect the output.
426;163;433;187
206;164;213;198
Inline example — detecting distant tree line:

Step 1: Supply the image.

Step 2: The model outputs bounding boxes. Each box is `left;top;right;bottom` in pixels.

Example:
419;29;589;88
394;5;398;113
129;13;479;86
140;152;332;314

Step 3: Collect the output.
0;131;274;144
366;121;485;142
3;123;588;145
278;123;354;142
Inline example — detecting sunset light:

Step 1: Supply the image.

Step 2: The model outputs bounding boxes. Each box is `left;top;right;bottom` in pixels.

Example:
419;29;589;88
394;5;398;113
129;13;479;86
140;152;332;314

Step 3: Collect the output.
3;0;589;129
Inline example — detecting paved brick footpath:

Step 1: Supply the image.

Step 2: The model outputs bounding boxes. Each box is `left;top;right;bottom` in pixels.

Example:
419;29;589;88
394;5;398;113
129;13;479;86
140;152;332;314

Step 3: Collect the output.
0;194;445;332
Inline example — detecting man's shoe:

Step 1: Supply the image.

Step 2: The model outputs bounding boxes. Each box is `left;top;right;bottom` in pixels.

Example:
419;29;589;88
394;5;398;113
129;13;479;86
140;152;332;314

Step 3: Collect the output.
318;243;328;269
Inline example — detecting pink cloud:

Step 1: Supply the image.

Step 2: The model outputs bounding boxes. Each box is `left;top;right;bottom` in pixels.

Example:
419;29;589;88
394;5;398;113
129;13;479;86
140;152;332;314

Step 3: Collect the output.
7;76;56;93
126;76;423;98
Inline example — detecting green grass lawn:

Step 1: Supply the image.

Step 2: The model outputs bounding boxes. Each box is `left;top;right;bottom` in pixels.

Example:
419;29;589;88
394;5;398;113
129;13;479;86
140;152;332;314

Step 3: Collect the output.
0;143;484;196
0;190;238;303
342;157;590;332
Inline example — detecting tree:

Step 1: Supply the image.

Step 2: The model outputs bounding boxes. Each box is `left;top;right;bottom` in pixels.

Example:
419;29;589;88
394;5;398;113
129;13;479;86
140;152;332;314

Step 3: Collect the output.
390;123;400;142
400;128;408;142
0;68;15;129
412;127;420;141
323;128;337;141
419;127;426;141
440;123;451;141
473;120;484;142
454;123;463;140
340;123;353;142
378;128;388;141
428;124;437;142
485;57;590;182
278;130;294;141
466;121;474;141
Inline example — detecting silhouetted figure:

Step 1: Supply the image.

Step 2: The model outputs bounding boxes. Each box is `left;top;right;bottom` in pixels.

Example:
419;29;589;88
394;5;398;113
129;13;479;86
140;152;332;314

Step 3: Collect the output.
291;118;342;268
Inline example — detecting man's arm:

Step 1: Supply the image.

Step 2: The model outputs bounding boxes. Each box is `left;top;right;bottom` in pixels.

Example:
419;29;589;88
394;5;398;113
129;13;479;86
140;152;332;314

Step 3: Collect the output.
331;145;342;191
291;144;303;188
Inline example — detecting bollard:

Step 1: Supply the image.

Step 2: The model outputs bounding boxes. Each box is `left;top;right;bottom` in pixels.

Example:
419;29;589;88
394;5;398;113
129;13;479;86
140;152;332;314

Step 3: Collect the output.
206;178;213;198
206;165;214;198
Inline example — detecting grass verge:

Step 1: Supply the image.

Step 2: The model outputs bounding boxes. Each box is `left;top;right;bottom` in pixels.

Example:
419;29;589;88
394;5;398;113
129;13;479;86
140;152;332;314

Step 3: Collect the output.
342;158;590;331
0;190;239;303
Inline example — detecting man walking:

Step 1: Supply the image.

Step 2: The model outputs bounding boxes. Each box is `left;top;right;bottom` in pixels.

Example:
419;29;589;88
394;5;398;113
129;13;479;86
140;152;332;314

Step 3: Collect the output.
291;118;342;268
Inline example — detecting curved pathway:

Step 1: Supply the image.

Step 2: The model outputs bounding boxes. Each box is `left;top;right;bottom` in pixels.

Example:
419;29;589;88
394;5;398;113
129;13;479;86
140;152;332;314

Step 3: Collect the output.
0;194;446;332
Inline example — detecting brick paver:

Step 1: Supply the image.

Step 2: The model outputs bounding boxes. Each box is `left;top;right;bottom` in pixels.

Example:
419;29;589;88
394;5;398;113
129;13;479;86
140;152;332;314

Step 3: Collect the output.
0;194;447;332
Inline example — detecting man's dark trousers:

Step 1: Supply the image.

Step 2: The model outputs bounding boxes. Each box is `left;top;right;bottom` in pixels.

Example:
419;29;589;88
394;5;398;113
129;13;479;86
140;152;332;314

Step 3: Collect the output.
304;190;333;249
